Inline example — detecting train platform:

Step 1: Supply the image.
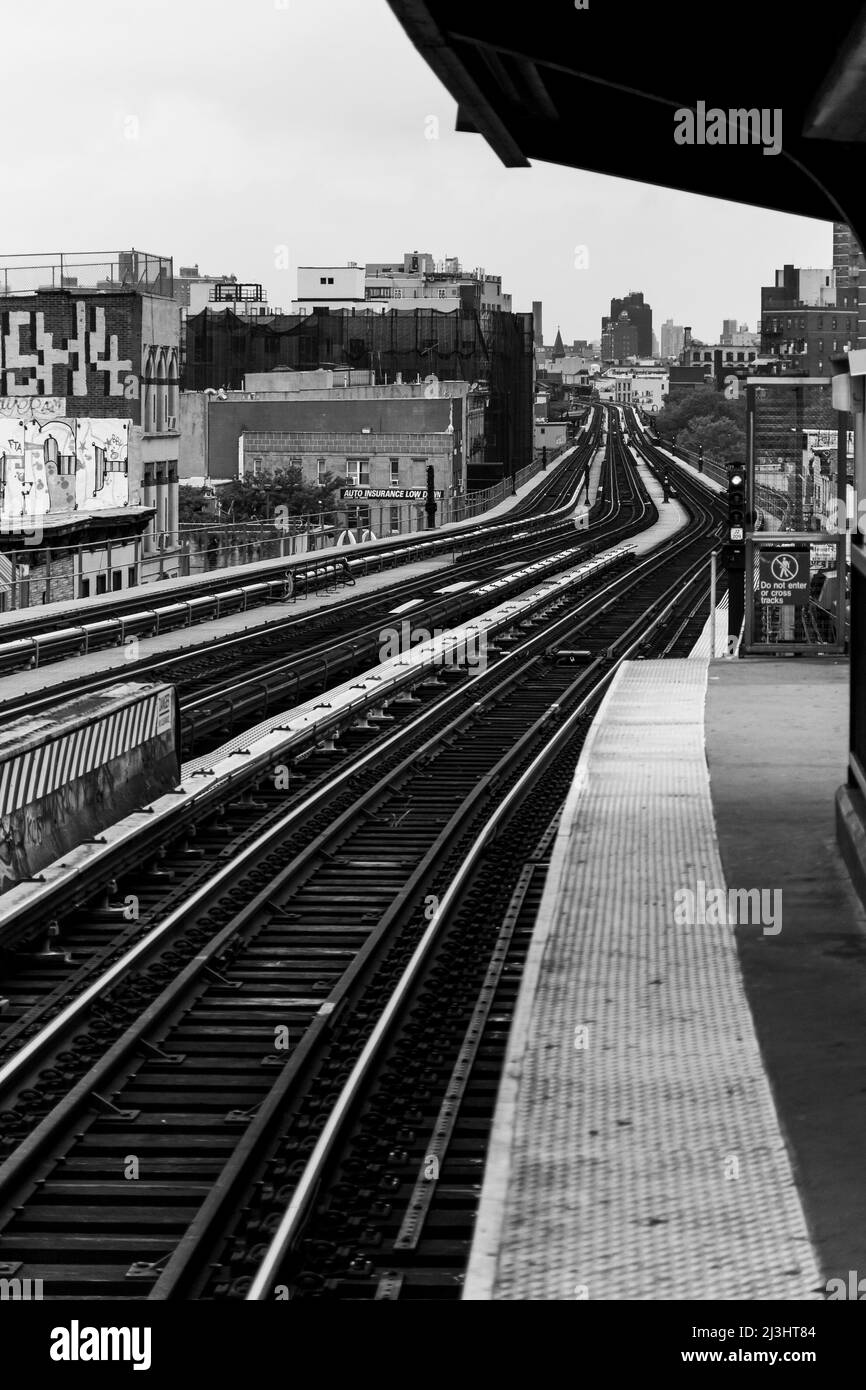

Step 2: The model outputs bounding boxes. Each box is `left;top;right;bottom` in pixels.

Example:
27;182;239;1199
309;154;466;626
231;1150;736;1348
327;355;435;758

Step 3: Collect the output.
464;650;864;1301
651;444;725;495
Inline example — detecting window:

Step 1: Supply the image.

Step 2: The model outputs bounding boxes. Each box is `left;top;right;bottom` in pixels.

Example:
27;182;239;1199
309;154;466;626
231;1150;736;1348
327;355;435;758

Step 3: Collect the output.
390;457;399;485
112;571;123;591
817;340;824;352
128;566;136;586
96;574;107;595
144;348;157;432
390;505;400;534
818;318;824;329
80;578;90;599
346;458;370;486
167;348;179;421
320;276;327;284
328;277;334;285
155;348;167;431
832;318;838;329
317;457;327;482
818;361;823;372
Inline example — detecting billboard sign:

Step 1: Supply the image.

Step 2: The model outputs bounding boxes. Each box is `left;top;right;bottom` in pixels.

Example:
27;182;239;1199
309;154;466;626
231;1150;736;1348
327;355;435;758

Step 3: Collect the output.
340;486;444;501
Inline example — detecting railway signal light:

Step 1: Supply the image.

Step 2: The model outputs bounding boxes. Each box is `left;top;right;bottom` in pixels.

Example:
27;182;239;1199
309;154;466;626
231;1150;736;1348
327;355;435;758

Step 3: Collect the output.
728;466;746;544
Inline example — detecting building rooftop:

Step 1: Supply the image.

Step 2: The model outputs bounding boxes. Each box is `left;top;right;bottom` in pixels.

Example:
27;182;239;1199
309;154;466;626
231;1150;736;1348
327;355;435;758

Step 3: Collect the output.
0;250;174;298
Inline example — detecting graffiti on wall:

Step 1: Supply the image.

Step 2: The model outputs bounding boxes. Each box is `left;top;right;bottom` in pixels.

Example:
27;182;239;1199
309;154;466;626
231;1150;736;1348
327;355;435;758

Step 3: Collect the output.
0;300;135;398
0;396;67;420
0;417;130;523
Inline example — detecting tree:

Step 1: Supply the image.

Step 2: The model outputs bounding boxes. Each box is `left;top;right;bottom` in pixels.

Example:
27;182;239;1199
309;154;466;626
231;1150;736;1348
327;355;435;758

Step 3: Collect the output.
680;414;746;462
655;383;746;462
179;467;343;528
178;485;213;526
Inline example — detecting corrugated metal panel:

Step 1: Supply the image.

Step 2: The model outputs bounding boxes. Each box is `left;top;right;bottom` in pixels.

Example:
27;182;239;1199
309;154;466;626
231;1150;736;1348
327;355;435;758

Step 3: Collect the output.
0;687;167;817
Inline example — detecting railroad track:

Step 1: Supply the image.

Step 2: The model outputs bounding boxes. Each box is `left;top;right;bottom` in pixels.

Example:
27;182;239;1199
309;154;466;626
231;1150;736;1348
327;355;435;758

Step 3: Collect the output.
0;421;725;1299
0;421;607;736
0;414;601;672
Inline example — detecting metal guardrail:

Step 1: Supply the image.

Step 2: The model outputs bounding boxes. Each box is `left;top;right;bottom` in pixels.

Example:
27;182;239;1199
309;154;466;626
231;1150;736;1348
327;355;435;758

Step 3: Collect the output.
450;444;569;521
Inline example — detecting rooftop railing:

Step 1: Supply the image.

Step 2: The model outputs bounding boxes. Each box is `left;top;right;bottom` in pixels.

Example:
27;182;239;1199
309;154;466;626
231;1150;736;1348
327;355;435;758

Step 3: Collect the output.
0;250;174;298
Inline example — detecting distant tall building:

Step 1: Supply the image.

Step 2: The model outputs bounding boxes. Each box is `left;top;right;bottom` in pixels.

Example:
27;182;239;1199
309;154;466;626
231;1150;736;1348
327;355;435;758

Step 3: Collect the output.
607;291;652;356
651;331;659;357
660;319;685;359
601;311;639;362
833;222;866;290
721;318;738;343
532;301;543;347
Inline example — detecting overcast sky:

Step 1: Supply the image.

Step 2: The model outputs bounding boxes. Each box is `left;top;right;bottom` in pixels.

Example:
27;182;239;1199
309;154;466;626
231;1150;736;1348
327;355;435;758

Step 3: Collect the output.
8;0;832;345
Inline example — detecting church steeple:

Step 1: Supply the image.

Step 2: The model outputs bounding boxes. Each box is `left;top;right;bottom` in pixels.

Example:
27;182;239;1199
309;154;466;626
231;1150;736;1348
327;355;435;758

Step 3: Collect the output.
553;327;565;359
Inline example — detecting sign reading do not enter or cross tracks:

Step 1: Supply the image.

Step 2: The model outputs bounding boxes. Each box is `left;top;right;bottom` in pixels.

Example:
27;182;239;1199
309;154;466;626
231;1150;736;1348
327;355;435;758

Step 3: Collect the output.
757;547;810;605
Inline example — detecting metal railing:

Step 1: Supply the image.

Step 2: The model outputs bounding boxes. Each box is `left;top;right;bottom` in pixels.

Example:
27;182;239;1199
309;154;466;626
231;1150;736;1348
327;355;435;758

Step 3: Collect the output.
451;445;568;522
0;250;174;298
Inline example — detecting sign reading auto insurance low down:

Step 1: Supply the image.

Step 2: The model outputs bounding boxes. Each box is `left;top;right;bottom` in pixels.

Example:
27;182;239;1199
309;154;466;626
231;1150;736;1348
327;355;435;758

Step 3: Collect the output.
757;548;810;605
340;486;445;501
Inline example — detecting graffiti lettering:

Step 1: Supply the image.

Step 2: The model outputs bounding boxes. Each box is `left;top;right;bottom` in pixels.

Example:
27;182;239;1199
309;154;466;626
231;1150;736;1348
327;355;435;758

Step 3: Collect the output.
1;300;133;398
0;397;67;420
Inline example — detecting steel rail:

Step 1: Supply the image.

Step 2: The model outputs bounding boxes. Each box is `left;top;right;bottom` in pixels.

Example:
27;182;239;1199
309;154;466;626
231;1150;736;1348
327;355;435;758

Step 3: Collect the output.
244;474;720;1298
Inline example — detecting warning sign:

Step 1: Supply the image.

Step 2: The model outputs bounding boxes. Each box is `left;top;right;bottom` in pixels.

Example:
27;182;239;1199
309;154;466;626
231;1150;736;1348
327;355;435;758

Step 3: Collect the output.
758;548;810;606
156;689;174;733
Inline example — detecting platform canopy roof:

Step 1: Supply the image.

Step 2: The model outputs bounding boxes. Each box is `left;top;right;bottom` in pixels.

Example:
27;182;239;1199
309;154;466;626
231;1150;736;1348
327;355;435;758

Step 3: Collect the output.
388;1;866;235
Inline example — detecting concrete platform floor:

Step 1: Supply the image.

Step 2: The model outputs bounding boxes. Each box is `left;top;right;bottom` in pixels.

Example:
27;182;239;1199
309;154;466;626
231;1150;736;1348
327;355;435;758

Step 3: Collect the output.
706;656;866;1286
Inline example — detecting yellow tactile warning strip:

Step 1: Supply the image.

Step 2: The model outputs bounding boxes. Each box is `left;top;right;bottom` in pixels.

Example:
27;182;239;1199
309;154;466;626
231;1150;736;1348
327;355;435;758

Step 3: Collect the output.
463;659;823;1301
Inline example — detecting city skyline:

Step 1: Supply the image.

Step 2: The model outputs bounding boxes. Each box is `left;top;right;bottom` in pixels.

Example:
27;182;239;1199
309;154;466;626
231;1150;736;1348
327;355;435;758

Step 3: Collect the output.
1;0;833;348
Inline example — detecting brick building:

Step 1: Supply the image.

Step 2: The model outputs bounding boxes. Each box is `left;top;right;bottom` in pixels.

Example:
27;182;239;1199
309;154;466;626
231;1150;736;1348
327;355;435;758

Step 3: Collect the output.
242;427;454;533
181;374;483;529
0;250;180;606
760;263;858;375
